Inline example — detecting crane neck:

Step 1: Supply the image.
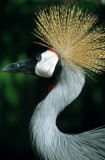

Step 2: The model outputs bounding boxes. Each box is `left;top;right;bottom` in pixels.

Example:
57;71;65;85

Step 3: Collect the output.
43;62;85;117
30;63;85;153
31;63;85;122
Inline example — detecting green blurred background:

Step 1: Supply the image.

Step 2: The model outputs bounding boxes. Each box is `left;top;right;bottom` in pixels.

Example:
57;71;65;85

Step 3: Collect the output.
1;0;105;160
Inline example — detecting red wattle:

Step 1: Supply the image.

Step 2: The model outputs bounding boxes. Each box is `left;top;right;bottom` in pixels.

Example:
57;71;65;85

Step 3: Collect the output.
48;83;56;93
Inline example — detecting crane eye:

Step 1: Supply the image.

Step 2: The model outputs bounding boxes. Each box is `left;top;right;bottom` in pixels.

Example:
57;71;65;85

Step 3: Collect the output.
36;55;42;61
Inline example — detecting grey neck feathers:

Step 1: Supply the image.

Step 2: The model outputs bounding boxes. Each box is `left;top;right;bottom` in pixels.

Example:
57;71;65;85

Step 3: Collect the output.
30;63;85;159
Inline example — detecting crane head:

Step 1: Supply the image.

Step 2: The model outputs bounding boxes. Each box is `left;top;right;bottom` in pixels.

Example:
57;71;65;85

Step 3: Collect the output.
3;5;105;77
2;48;60;79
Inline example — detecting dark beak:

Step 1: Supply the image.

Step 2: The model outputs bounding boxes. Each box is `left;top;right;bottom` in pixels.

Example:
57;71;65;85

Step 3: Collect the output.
2;58;36;75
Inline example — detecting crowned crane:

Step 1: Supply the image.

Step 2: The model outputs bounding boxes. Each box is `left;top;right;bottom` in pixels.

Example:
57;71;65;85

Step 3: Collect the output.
2;4;105;160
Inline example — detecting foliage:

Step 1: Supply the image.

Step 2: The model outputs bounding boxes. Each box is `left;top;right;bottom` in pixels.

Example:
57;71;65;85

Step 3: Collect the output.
1;0;105;160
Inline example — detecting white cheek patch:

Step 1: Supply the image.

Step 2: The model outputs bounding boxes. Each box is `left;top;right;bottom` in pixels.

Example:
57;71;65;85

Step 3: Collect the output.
35;50;59;78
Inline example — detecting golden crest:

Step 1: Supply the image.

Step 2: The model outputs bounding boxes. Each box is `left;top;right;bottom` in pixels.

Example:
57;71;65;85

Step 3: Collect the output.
33;5;105;74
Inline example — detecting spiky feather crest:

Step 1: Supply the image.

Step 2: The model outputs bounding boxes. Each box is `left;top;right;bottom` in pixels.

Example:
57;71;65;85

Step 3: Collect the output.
33;5;105;74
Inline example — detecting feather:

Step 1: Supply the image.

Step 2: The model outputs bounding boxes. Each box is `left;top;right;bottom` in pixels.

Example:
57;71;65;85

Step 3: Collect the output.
34;5;105;74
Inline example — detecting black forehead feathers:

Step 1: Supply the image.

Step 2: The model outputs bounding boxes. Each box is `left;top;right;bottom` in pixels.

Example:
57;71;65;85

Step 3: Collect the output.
27;43;48;58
